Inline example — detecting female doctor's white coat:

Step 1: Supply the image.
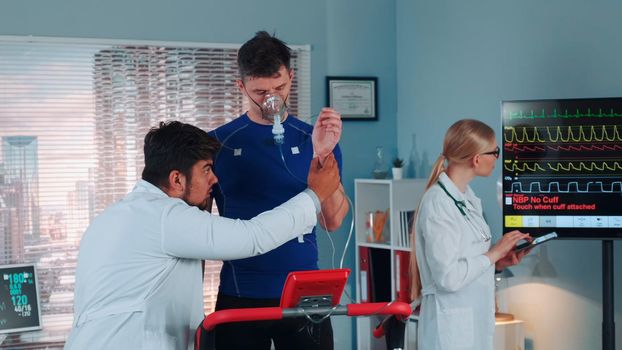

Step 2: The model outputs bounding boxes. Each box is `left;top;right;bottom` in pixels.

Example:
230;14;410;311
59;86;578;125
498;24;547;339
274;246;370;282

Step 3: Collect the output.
64;180;319;350
415;173;495;350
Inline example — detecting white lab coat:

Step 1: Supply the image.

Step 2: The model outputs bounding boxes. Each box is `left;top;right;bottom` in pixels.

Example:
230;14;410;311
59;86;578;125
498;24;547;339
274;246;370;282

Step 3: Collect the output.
64;180;318;350
415;173;495;350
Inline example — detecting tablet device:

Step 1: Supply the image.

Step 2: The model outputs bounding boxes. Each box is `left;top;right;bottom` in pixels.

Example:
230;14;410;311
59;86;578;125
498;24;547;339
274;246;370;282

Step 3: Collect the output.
514;232;558;252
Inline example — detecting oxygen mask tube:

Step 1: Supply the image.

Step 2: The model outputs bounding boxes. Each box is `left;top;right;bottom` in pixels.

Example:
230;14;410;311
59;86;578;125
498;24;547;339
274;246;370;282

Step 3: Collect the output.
261;94;286;145
260;101;356;303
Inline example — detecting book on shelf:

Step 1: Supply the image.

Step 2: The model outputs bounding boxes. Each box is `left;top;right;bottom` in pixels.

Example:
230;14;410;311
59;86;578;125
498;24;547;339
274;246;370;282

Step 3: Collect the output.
359;246;371;302
359;246;391;302
394;250;411;302
398;210;416;247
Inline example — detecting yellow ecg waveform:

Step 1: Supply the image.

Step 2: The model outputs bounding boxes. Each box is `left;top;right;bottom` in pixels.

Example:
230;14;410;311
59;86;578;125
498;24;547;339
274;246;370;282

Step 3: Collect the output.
504;161;622;172
504;125;622;143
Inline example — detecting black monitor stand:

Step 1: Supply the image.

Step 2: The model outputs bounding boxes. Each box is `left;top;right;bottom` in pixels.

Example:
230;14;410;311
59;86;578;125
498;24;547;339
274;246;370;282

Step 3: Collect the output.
602;240;615;350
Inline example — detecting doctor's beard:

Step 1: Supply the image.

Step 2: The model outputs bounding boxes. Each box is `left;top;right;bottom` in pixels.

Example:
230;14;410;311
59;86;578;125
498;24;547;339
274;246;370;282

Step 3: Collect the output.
182;188;211;211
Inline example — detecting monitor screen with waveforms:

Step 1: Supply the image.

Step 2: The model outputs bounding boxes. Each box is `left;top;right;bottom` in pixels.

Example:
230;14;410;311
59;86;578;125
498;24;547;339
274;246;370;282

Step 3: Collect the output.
502;97;622;239
0;264;42;333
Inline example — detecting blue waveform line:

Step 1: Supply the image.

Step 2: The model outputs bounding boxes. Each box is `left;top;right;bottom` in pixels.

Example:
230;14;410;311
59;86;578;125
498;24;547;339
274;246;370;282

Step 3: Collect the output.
505;181;622;193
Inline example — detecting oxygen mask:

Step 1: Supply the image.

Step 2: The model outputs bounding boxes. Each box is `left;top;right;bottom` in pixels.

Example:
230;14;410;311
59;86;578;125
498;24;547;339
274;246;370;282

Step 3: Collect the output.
261;94;286;144
261;94;286;122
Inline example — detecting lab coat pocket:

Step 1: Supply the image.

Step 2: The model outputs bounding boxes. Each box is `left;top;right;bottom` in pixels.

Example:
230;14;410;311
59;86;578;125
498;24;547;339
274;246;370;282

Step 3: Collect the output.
438;307;474;349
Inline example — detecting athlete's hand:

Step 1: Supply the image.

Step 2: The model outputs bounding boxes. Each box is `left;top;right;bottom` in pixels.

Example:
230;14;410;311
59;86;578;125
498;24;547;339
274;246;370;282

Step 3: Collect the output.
312;108;342;164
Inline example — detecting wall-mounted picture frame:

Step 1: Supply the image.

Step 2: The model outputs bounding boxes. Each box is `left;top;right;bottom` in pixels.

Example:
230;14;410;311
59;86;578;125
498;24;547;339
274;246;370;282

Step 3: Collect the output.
326;76;377;120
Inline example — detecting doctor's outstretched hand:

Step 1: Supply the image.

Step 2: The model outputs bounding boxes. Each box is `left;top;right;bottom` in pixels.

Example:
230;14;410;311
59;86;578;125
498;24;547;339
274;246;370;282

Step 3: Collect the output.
307;153;340;203
484;230;531;268
312;108;342;163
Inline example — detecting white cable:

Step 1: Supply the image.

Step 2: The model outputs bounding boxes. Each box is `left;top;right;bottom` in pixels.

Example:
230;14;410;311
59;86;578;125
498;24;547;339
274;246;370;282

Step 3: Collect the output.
274;120;357;305
277;143;354;271
339;194;355;270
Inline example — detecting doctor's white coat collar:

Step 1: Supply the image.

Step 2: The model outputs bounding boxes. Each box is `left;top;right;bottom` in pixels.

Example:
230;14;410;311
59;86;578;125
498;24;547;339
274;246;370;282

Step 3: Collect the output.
437;172;478;205
133;179;168;197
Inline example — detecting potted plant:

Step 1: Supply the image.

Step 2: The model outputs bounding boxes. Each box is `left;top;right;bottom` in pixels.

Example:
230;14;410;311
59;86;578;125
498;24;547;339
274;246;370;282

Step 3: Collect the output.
392;157;404;180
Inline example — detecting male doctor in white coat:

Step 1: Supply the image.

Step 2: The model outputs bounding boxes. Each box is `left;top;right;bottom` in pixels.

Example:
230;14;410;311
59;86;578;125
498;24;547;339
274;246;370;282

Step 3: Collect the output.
64;121;341;349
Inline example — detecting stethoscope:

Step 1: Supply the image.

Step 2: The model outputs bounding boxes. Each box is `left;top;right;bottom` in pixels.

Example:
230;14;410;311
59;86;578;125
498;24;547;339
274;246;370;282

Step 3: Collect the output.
437;180;492;242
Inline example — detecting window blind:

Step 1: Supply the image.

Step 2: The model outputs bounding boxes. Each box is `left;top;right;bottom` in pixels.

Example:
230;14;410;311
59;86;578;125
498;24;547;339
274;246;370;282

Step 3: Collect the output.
0;36;311;347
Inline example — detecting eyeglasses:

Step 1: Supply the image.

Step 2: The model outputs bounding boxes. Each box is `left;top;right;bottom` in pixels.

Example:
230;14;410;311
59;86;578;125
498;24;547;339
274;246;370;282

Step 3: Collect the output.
480;146;500;159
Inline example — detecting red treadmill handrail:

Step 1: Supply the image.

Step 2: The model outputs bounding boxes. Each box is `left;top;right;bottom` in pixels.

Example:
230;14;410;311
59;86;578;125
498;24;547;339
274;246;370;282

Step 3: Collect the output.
347;302;411;319
201;302;411;332
201;307;283;331
373;324;386;338
365;302;412;339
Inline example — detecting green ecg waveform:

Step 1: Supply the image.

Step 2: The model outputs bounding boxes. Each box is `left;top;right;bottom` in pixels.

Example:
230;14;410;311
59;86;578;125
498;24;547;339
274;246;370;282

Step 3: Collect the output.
507;108;622;120
504;125;622;143
504;161;622;173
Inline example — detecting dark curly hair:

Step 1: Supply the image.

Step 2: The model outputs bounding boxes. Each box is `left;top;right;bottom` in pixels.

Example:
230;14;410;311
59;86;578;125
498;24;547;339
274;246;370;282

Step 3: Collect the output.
237;31;292;80
141;121;220;189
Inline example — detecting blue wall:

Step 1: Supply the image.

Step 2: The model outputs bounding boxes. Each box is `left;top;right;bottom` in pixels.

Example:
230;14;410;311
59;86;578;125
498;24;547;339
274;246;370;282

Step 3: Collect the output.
396;1;622;348
322;1;398;347
0;1;398;349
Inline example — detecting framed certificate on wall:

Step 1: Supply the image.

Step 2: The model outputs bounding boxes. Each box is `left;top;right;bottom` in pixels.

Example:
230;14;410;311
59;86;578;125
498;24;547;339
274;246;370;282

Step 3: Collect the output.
326;76;377;120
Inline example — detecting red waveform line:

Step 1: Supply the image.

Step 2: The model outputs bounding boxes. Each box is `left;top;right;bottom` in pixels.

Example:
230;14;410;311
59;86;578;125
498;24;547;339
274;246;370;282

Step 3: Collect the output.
547;144;622;151
504;144;545;152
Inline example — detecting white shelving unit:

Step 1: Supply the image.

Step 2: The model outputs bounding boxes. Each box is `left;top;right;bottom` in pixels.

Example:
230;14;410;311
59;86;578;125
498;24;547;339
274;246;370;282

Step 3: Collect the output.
354;178;427;350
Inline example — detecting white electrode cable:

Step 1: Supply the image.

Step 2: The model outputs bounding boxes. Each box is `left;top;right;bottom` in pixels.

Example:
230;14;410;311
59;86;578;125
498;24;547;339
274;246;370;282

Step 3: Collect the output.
277;143;355;269
277;143;356;304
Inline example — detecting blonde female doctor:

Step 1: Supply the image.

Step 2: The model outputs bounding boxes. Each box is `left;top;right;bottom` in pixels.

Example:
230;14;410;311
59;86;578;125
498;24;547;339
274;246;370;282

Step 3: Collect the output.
411;119;531;350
